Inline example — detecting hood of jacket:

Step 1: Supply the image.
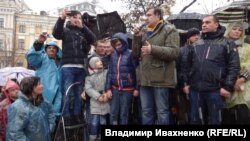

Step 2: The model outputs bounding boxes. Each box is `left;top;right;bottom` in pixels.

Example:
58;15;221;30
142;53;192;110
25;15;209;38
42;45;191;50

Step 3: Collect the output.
45;41;62;59
112;32;129;54
4;80;19;101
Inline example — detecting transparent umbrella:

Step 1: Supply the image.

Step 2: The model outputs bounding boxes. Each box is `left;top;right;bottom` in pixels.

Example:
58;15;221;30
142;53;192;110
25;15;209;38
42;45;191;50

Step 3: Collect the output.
0;67;35;86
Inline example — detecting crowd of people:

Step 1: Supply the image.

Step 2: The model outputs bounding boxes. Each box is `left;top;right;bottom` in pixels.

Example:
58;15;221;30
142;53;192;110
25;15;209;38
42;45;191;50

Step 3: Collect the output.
0;6;249;141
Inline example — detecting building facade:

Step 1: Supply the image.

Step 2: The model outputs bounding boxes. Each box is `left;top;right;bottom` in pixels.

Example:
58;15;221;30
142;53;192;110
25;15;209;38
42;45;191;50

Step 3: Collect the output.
0;0;61;68
58;0;107;16
0;0;107;68
0;0;29;68
14;13;59;67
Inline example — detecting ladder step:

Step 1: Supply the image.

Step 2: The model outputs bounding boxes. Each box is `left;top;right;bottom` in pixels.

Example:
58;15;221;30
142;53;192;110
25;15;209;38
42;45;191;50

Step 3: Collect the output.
64;123;88;130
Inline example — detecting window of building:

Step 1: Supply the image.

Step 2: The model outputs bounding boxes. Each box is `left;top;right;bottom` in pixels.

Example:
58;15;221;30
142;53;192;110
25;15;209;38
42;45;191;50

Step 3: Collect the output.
18;39;25;49
0;18;4;28
19;25;25;33
0;39;3;50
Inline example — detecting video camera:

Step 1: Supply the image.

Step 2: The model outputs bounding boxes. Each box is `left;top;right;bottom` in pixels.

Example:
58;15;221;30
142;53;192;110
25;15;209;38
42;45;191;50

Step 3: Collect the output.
82;12;97;27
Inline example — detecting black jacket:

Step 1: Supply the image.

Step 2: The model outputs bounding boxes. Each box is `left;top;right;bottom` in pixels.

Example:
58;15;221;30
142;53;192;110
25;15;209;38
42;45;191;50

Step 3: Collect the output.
184;26;240;92
176;44;192;89
52;18;96;65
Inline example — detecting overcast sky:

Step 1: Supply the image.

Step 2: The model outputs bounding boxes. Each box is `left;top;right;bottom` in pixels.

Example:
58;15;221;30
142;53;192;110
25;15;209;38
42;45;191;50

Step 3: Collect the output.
23;0;122;12
23;0;232;14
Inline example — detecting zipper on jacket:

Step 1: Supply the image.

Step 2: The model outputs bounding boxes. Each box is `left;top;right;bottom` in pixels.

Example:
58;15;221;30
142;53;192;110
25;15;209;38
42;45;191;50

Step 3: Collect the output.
205;46;210;59
128;74;132;83
219;68;221;87
117;54;122;90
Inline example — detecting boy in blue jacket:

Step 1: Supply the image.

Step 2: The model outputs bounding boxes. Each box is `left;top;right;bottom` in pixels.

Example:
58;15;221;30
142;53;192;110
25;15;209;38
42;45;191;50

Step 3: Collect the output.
106;32;139;125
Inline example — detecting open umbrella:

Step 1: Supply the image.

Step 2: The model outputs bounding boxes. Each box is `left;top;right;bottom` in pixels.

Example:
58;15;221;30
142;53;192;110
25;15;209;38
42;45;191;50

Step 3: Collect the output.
167;12;205;46
82;11;126;40
167;12;205;31
0;67;35;86
212;0;250;24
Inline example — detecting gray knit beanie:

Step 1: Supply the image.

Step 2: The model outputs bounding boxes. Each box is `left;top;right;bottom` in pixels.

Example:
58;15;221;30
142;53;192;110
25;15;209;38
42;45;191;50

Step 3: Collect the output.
89;56;100;69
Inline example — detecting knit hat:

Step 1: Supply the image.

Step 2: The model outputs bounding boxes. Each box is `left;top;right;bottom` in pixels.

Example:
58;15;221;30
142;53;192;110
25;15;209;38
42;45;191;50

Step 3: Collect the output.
5;80;19;91
4;80;19;97
186;28;200;39
89;56;101;69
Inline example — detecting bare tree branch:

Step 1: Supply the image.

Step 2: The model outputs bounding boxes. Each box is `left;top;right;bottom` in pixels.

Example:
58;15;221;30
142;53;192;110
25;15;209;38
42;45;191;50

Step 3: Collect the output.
139;0;147;14
180;0;197;13
112;0;175;30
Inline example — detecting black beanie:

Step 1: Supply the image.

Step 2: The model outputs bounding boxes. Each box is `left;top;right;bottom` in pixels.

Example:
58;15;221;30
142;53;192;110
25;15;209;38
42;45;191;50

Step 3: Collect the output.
186;28;200;39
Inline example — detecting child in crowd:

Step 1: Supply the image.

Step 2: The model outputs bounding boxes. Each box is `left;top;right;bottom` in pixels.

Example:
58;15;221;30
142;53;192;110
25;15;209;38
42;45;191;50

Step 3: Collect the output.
106;32;139;125
85;56;109;141
0;80;19;141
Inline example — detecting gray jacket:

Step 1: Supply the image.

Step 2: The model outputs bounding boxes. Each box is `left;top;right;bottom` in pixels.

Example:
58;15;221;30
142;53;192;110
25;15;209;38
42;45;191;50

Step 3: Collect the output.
85;69;110;115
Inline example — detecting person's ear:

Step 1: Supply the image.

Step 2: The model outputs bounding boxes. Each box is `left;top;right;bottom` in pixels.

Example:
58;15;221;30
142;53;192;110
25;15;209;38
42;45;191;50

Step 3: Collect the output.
215;23;219;29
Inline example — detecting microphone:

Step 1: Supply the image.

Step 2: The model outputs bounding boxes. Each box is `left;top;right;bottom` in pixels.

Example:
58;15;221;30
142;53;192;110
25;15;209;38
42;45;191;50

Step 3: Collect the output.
131;23;146;35
138;23;146;30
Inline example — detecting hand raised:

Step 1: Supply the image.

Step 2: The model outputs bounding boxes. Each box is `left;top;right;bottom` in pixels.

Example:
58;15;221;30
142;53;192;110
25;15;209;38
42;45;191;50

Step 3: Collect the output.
61;8;71;20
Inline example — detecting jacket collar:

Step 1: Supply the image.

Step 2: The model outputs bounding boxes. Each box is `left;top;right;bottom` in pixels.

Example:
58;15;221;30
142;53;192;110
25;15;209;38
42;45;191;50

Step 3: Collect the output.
201;25;226;40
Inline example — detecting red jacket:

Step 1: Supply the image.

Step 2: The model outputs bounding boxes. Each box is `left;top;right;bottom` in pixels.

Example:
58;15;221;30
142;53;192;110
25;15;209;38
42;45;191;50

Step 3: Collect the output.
0;98;12;141
0;80;19;141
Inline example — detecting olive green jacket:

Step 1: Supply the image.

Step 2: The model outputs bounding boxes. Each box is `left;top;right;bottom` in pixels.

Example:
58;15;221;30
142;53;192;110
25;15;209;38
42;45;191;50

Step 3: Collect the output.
132;21;180;88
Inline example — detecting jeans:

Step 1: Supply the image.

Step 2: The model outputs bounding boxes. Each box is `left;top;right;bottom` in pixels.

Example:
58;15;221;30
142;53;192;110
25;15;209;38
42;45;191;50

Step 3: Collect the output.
140;86;170;125
189;90;223;125
110;89;133;125
130;96;142;124
61;67;86;117
89;114;107;140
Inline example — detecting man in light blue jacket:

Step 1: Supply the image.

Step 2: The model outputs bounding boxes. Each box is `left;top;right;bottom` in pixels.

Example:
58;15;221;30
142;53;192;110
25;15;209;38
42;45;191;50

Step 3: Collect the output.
26;34;62;118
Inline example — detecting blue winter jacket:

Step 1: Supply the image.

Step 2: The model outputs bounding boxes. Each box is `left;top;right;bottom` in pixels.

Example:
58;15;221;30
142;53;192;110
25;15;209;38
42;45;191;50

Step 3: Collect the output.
6;93;55;141
26;41;62;116
106;32;138;91
184;26;240;92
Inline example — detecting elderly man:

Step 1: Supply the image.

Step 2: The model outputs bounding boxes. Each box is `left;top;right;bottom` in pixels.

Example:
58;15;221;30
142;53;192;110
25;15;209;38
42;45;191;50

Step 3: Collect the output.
27;33;62;119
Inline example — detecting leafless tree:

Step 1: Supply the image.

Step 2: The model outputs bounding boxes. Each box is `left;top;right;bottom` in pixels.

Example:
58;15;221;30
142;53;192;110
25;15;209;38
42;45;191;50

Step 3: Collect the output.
112;0;175;31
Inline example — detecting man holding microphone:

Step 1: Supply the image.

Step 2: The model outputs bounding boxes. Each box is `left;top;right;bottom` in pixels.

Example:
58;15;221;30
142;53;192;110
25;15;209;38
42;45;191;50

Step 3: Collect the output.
132;7;180;125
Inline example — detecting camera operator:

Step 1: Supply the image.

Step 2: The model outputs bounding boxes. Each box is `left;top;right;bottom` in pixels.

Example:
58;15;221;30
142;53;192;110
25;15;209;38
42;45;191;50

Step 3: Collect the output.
52;8;96;125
